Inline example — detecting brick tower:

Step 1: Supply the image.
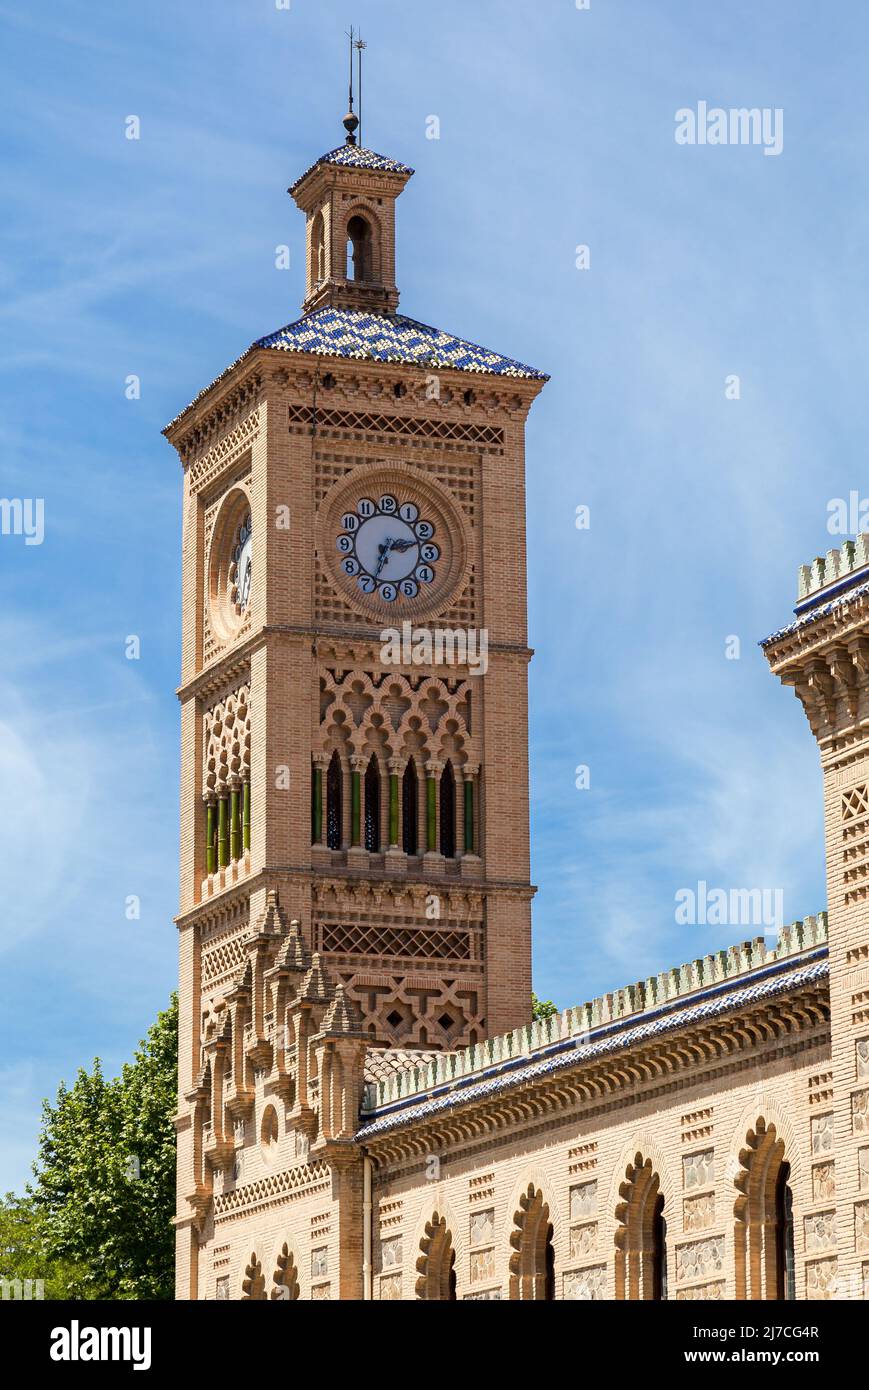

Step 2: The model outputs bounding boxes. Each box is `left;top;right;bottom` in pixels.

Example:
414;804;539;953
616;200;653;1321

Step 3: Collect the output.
764;536;869;1299
165;117;547;1296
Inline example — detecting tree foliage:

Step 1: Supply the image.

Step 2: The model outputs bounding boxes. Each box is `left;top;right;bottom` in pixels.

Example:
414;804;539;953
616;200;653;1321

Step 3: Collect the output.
30;993;177;1300
0;1191;88;1299
531;992;557;1021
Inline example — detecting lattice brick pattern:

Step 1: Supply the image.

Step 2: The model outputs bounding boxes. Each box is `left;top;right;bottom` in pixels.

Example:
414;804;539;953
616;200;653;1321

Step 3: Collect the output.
842;786;869;904
314;450;477;523
202;933;248;988
318;920;476;962
187;407;260;493
213;1163;331;1219
288;402;504;452
842;785;869;820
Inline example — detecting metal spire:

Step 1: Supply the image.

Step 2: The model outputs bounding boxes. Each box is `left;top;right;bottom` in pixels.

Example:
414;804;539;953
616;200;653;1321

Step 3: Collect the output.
342;26;360;145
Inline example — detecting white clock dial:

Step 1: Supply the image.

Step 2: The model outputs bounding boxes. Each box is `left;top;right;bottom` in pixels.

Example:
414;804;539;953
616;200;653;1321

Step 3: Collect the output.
231;512;252;611
335;496;438;602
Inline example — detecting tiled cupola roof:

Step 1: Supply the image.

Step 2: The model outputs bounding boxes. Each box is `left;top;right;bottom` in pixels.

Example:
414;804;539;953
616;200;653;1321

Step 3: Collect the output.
289;144;414;195
255;306;548;379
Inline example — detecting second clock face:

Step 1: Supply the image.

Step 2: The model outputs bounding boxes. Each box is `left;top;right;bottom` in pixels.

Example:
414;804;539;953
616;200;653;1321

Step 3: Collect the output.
335;494;441;603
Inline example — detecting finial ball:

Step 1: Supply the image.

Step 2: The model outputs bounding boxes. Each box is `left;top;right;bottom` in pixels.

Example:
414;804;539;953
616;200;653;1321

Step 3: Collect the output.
343;110;359;145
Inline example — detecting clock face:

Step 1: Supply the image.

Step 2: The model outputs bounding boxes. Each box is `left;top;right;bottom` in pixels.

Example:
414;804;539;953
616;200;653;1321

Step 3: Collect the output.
335;494;441;603
230;512;252;612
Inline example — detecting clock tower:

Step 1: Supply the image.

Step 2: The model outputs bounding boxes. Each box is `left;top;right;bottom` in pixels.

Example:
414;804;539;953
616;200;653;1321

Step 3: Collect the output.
165;116;546;1296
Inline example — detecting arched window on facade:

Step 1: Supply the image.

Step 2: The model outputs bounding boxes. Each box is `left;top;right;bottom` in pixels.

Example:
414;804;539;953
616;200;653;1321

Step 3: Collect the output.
439;759;456;858
364;756;380;852
402;760;418;855
652;1192;668;1301
509;1183;555;1300
271;1243;300;1301
775;1162;795;1301
326;751;342;850
346;214;372;281
311;211;325;283
415;1212;457;1300
241;1251;266;1300
615;1154;667;1300
734;1118;794;1300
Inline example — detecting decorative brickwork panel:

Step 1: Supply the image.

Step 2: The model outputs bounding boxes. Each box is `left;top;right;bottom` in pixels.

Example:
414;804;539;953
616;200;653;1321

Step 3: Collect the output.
859;1148;869;1191
311;1283;331;1300
683;1194;715;1233
812;1113;834;1153
842;785;869;821
853;1092;869;1134
381;1237;402;1270
569;1180;597;1220
463;1288;502;1300
856;1201;869;1253
470;1249;496;1285
805;1258;838;1300
859;1039;869;1079
675;1237;724;1283
804;1211;836;1253
812;1163;836;1202
683;1151;714;1190
469;1210;494;1248
311;1247;328;1279
563;1265;606;1301
675;1282;725;1301
379;1274;402;1300
569;1224;597;1260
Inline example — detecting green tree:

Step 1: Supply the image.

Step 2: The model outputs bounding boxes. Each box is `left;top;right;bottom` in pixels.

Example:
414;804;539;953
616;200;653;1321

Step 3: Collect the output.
31;994;178;1300
532;992;557;1021
0;1191;89;1299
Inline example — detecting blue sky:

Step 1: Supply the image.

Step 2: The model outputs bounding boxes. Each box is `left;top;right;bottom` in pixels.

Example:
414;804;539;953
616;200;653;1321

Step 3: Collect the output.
1;0;864;1191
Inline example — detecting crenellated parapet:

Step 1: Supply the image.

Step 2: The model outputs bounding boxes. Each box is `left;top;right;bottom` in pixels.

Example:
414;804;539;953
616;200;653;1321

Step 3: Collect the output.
362;915;828;1115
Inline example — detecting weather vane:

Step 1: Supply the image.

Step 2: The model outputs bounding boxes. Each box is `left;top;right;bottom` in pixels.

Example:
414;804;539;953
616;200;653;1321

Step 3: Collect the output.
343;26;367;147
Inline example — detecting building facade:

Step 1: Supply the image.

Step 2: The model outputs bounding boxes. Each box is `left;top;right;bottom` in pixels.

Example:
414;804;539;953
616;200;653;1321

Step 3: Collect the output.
165;120;868;1301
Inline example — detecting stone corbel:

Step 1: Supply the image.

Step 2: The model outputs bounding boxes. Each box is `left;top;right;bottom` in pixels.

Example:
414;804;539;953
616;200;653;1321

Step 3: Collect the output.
827;645;860;719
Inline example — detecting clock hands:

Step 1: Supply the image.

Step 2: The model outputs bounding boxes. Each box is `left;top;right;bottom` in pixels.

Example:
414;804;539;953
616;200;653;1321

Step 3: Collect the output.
375;536;415;578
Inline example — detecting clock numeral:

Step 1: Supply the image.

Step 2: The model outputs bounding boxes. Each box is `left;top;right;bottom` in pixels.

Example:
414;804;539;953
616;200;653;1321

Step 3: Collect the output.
420;543;439;563
415;565;434;584
380;583;397;602
378;494;397;513
336;535;354;554
341;512;359;532
415;521;434;541
401;579;419;598
399;502;419;523
357;575;376;594
357;498;375;517
342;557;360;576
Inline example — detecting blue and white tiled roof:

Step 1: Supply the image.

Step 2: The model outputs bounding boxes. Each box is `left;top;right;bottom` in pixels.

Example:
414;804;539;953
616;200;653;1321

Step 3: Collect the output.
356;951;829;1140
761;577;869;647
255;307;548;379
289;144;414;193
